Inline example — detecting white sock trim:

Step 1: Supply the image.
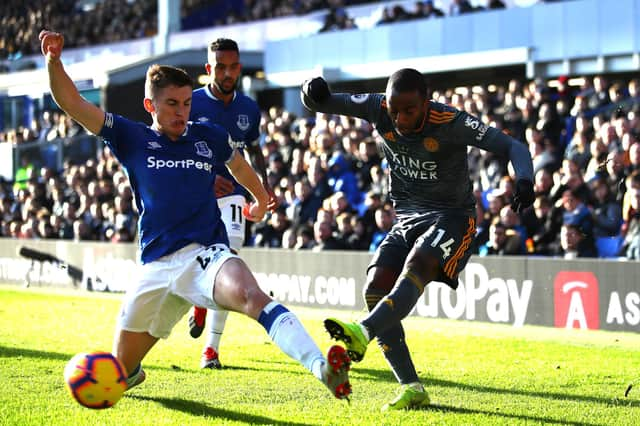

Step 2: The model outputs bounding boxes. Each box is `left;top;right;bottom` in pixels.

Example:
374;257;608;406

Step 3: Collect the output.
359;323;371;342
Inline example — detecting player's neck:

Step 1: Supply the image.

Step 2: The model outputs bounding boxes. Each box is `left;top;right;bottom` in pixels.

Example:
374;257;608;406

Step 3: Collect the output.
209;84;234;105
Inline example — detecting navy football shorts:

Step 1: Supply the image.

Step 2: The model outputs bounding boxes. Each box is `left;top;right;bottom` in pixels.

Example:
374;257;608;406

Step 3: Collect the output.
368;210;476;289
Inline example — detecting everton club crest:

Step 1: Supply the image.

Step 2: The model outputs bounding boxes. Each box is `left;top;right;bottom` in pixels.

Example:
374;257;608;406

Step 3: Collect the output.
236;114;250;131
195;141;213;158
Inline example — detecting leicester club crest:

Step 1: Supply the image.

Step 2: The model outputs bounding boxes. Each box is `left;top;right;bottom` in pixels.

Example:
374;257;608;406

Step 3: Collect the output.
195;141;213;158
423;137;439;152
236;114;250;131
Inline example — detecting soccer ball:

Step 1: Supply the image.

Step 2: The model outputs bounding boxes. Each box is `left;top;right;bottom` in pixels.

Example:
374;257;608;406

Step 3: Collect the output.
64;351;128;409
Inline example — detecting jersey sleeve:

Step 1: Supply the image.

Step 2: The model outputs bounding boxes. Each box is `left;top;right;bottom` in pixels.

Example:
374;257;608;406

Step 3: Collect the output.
245;104;261;148
302;92;386;125
208;125;233;164
451;111;534;182
99;112;135;159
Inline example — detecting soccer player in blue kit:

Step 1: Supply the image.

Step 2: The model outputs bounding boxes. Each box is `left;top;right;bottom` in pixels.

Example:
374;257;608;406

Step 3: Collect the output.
301;70;535;410
188;38;277;370
40;30;352;401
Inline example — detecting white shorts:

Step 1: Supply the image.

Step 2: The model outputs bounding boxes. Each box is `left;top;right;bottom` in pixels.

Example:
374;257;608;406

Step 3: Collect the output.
218;194;246;252
117;243;239;339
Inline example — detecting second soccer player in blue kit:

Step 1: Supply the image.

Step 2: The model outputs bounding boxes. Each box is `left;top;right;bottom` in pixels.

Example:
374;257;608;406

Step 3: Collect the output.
188;38;278;370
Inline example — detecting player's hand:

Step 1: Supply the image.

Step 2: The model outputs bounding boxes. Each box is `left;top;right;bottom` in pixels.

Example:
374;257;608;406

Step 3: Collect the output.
265;186;279;212
302;77;331;104
213;175;234;198
511;179;535;213
39;30;64;61
242;202;267;222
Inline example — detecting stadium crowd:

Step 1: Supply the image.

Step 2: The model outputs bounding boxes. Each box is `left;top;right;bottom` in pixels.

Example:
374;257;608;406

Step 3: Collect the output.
1;0;536;62
1;73;640;260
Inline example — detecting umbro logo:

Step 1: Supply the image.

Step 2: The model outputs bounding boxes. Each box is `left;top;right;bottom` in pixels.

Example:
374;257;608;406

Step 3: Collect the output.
147;141;163;150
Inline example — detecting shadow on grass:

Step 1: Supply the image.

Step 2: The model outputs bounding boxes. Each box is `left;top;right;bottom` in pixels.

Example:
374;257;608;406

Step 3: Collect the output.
0;345;70;361
129;395;315;426
0;345;303;377
428;403;601;426
353;365;640;407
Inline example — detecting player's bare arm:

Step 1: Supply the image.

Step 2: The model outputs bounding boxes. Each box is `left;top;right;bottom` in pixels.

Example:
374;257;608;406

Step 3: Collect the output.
39;30;105;135
226;150;268;221
245;143;278;211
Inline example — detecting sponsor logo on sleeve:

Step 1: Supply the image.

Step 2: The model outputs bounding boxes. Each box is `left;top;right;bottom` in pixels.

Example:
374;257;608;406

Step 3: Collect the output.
104;113;114;128
554;271;599;330
464;116;489;141
350;94;369;104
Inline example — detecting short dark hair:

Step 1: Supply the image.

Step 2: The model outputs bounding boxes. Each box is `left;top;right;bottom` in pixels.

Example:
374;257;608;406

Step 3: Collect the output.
145;64;193;99
387;68;427;98
209;38;239;53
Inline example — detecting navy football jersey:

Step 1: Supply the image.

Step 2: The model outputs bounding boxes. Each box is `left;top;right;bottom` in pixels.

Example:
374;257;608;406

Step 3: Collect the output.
190;87;261;197
100;112;233;263
302;93;533;218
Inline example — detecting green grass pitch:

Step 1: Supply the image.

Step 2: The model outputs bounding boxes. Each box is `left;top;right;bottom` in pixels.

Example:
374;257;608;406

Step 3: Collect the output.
1;285;639;425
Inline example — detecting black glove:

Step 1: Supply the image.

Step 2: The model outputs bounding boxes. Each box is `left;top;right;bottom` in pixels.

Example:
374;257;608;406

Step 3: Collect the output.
301;77;331;104
511;179;535;213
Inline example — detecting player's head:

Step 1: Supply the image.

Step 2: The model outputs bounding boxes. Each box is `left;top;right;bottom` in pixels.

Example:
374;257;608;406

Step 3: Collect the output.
143;64;194;140
206;38;241;96
385;68;428;136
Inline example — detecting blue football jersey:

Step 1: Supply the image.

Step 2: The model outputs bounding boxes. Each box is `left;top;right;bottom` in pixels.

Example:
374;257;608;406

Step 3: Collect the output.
100;112;233;264
190;87;261;197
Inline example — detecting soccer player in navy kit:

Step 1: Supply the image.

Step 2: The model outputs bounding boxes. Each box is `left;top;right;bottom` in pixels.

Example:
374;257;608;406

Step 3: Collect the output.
40;30;352;401
188;38;277;370
301;70;535;410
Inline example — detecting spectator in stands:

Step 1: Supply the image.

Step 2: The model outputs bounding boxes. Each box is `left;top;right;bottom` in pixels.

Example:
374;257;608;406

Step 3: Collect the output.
533;167;554;196
499;204;527;250
449;0;474;15
287;178;322;226
327;151;362;208
478;219;522;256
335;211;355;249
550;223;596;259
72;219;93;241
561;189;595;256
588;75;611;110
626;141;640;176
368;205;394;253
346;216;371;250
294;224;316;250
281;227;297;249
411;1;444;19
319;7;357;33
626;79;640;113
254;207;290;248
487;0;506;9
312;220;345;251
589;177;622;238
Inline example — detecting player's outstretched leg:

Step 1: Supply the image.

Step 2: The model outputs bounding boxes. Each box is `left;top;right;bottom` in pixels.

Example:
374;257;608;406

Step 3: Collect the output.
324;318;369;362
321;345;352;399
213;258;352;400
189;306;207;338
382;383;429;411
